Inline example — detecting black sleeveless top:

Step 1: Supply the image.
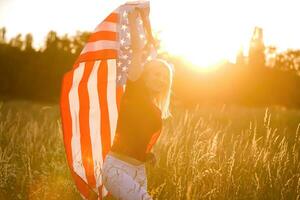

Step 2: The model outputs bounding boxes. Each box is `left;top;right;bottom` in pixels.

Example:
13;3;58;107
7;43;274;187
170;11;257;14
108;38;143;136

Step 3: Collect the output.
111;78;162;162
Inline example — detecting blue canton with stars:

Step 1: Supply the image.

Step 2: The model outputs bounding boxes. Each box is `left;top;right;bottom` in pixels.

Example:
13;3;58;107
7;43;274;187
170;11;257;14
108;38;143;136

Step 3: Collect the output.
116;6;156;86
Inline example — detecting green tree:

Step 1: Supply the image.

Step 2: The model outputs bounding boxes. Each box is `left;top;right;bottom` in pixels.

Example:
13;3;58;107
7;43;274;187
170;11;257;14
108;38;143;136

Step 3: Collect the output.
60;34;71;52
248;27;265;68
45;31;59;51
24;33;34;51
9;34;23;49
0;27;6;43
274;50;300;71
71;31;90;54
236;46;246;66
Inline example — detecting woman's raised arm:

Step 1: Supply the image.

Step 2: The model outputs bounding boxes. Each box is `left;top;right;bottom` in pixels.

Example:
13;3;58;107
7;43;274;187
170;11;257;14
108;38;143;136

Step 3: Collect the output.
127;8;143;81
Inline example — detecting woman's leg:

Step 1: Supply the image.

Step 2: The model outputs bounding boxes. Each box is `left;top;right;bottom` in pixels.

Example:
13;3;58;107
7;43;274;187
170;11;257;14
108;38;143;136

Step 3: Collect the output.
103;156;152;200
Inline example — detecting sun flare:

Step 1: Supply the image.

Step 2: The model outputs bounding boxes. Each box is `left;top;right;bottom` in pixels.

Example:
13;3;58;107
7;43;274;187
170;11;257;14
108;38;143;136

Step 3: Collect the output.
1;0;300;68
150;0;300;68
150;0;255;67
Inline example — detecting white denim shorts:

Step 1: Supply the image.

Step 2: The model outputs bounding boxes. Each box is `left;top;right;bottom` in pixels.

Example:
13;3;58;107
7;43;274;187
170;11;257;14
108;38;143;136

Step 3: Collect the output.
102;154;152;200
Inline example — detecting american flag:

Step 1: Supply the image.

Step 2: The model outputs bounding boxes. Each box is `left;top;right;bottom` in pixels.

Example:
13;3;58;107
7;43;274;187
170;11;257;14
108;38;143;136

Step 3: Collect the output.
60;1;156;199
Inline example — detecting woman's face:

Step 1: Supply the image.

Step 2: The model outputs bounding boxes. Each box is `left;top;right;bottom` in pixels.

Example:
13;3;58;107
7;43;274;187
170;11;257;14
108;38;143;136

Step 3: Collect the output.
143;63;170;94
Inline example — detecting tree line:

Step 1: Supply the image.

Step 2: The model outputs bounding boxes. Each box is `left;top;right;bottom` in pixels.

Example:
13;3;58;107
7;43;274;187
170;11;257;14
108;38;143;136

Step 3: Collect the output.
0;28;89;102
1;27;300;107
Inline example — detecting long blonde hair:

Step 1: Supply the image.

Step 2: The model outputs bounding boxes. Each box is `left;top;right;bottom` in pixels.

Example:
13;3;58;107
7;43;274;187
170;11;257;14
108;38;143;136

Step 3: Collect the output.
143;59;173;119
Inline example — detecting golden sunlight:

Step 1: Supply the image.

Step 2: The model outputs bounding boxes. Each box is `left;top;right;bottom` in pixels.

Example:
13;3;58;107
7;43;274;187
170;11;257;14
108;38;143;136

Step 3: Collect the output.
150;0;300;67
1;0;300;67
150;0;253;67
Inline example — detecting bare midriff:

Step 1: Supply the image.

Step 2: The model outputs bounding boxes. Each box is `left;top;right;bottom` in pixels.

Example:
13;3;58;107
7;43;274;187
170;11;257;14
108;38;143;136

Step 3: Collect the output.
108;151;144;166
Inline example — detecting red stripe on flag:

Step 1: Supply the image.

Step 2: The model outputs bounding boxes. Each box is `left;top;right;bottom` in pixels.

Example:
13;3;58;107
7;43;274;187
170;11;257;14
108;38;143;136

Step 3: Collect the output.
78;61;97;188
98;60;111;159
88;31;117;43
145;130;161;153
75;50;118;66
71;170;98;200
104;13;118;23
72;171;91;199
60;71;74;168
60;68;96;199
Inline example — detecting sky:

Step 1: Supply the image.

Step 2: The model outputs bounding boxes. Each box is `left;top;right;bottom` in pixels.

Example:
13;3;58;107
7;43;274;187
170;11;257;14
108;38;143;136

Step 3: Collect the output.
0;0;300;66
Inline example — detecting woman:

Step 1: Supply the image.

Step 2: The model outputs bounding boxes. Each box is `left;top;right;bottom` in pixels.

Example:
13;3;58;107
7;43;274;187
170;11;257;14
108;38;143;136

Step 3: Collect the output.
102;7;173;200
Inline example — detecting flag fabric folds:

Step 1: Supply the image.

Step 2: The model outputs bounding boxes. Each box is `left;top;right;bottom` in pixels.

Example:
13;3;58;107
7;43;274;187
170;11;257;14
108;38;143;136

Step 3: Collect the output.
60;1;154;199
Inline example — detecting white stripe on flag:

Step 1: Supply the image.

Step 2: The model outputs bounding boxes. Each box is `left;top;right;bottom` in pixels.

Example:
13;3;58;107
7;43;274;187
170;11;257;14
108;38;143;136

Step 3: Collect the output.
106;59;118;146
69;62;88;183
87;60;103;187
94;22;117;33
81;41;119;54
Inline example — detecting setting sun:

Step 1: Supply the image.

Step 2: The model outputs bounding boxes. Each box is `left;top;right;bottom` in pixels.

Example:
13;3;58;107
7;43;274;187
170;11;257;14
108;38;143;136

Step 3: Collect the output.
150;0;300;67
1;0;300;67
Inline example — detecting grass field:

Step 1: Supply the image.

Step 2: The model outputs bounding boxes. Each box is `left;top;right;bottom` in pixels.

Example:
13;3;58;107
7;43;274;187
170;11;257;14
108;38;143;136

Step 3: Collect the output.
0;100;299;199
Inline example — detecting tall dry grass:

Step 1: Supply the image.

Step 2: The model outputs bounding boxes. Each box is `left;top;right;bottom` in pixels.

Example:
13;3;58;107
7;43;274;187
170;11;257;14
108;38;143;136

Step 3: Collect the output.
0;101;299;199
149;106;300;199
0;101;79;200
